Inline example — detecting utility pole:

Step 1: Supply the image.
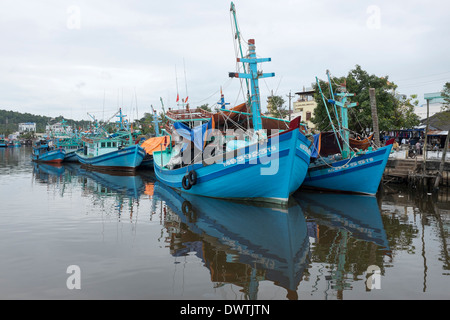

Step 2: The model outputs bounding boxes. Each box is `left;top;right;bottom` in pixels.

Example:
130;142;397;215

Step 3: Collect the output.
423;99;430;173
369;88;380;147
286;90;294;121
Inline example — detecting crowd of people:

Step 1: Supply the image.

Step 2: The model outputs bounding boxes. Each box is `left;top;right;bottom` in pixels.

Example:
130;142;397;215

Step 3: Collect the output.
390;137;441;155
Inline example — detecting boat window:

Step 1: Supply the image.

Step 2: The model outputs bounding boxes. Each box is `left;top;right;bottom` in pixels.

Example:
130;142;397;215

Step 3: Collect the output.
107;142;111;147
112;142;116;147
101;142;106;148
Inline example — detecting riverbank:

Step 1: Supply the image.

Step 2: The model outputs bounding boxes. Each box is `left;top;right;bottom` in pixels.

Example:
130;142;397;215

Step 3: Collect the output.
384;151;450;186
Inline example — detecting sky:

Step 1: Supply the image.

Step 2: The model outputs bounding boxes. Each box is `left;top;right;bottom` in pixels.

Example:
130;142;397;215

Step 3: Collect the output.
0;0;449;122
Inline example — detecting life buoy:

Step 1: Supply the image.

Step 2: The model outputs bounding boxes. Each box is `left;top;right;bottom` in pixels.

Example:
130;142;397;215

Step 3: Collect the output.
182;175;192;190
188;170;197;185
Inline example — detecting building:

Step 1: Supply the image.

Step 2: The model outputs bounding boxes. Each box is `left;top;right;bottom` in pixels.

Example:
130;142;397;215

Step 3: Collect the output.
45;122;72;134
18;122;36;133
414;92;446;120
291;87;317;129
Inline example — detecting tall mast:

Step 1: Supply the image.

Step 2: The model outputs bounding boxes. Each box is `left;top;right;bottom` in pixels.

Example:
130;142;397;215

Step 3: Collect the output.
229;39;274;131
230;2;250;102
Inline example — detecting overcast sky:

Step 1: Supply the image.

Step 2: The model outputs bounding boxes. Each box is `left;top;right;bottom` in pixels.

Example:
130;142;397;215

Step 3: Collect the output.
1;0;449;121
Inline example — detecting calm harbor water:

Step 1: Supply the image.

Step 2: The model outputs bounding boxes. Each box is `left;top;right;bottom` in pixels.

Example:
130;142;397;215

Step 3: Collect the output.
0;146;449;300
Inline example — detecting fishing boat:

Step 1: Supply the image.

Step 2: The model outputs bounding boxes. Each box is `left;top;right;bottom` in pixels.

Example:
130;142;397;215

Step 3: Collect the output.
301;71;392;195
139;106;171;169
52;119;82;162
76;109;146;171
153;29;312;204
13;140;21;147
31;139;66;163
0;138;7;147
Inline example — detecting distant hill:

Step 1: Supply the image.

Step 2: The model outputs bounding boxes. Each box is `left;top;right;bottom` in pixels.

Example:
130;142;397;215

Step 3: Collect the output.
0;109;91;135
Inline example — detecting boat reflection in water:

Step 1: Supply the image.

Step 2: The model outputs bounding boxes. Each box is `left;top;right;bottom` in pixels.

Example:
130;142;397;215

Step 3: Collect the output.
76;165;146;199
32;162;65;183
294;191;390;299
153;181;310;300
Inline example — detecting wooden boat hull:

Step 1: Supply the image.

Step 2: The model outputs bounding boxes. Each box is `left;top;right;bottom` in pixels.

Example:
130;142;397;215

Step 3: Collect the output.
76;145;146;170
31;149;66;163
302;144;392;195
64;148;82;162
153;129;312;204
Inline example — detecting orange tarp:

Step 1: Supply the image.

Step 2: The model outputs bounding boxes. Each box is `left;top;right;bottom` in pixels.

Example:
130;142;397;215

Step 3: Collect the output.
141;136;170;155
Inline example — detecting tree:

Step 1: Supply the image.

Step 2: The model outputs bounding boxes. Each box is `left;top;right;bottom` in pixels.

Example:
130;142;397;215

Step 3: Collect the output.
441;82;450;110
198;104;212;112
266;95;288;119
312;65;420;133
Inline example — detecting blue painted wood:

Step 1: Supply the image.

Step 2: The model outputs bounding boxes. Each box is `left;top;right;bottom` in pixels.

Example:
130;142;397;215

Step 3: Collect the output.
302;144;392;195
76;145;146;170
154;128;312;204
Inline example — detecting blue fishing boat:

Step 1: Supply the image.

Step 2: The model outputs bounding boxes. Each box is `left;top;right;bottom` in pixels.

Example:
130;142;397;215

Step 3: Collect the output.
301;71;392;195
152;181;309;298
139;106;170;169
0;138;7;147
52;119;82;162
31;139;65;163
153;36;312;204
76;109;146;171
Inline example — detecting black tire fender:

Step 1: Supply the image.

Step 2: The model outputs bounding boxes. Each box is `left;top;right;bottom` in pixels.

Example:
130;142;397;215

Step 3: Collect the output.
182;174;192;190
188;170;197;185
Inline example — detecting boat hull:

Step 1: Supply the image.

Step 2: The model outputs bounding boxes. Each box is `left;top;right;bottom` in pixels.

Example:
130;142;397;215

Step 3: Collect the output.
302;144;392;195
76;145;146;170
31;149;66;163
64;148;82;162
154;129;312;204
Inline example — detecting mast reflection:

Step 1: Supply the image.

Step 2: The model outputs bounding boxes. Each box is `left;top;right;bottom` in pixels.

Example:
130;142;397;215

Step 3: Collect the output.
153;182;310;300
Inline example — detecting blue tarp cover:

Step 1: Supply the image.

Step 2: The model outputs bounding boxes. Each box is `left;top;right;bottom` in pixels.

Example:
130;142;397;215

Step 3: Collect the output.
173;119;213;151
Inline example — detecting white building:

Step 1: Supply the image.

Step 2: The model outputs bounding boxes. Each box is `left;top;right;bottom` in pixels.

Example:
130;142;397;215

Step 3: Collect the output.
18;122;36;132
45;122;72;134
414;92;446;120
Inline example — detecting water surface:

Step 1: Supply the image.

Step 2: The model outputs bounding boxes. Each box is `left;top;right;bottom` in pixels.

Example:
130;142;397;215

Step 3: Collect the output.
0;146;449;300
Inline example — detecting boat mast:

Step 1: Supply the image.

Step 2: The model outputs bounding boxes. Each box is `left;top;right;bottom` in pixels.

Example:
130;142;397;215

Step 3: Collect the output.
229;39;274;131
230;2;250;101
329;85;358;159
151;105;161;137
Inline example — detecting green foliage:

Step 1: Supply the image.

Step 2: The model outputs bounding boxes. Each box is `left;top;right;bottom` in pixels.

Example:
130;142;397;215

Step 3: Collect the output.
0;109;91;135
198;104;212;112
312;65;420;133
441;82;450;110
266;95;288;118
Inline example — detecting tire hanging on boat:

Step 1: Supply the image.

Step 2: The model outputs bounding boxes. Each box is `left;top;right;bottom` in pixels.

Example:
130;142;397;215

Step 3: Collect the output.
182;175;192;190
188;170;197;186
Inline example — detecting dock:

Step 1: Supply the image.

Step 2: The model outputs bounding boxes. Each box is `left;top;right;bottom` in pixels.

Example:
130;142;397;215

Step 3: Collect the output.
383;157;450;187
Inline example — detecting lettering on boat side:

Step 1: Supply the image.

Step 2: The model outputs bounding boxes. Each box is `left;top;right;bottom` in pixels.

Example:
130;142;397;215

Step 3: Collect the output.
299;143;311;155
326;157;374;173
179;304;270;317
223;145;277;167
